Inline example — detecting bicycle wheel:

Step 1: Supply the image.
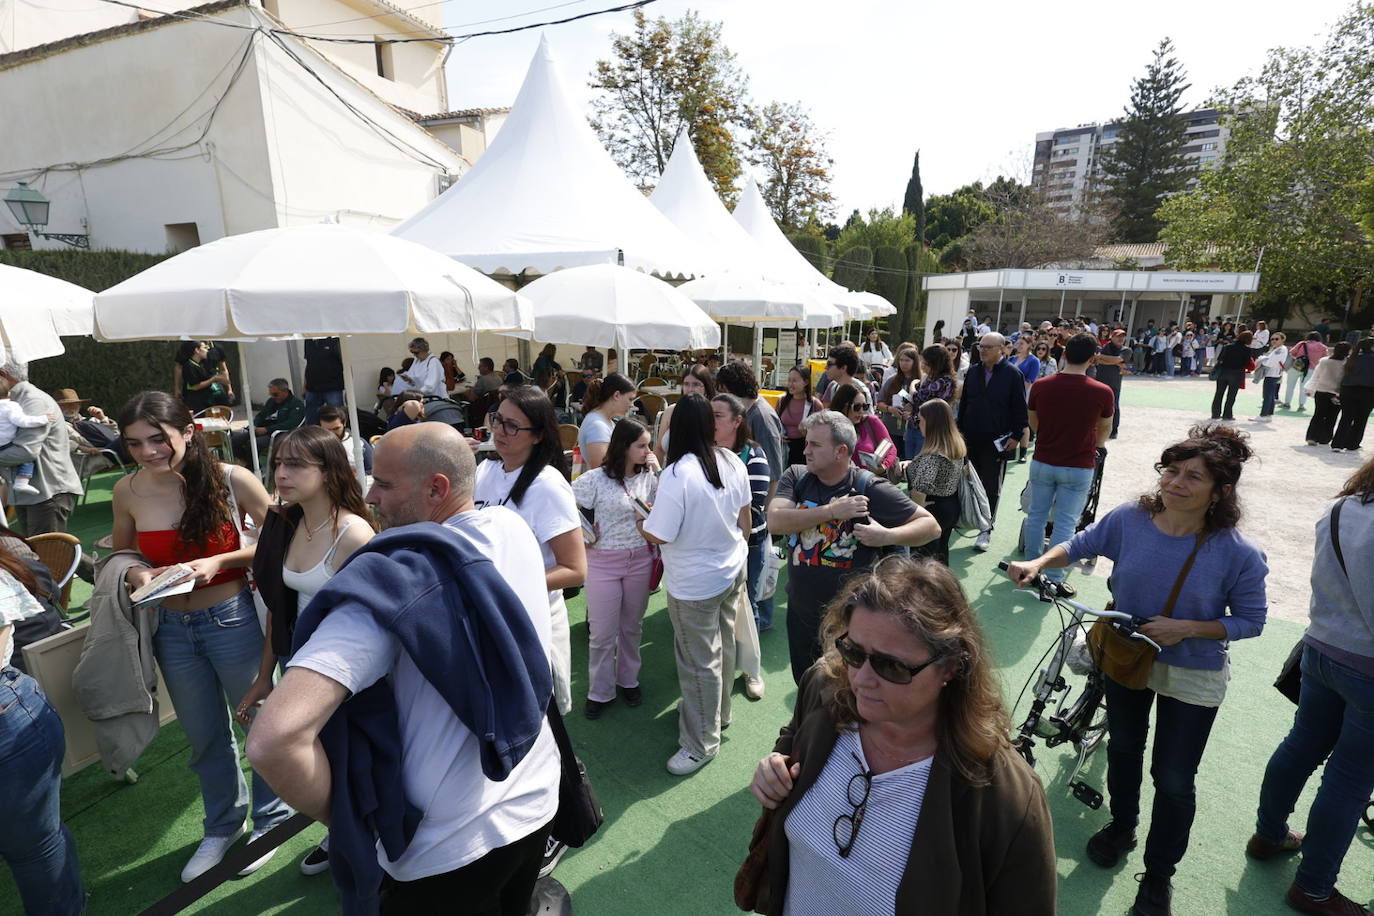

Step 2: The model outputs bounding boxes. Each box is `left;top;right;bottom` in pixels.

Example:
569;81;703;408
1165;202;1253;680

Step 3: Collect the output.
1059;672;1107;753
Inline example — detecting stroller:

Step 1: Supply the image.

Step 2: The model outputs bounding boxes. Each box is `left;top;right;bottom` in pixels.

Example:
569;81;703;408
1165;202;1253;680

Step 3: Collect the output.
1017;446;1108;555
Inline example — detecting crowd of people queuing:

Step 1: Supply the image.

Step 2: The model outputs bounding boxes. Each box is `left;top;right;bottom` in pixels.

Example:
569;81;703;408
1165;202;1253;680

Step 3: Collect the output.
1;312;1372;916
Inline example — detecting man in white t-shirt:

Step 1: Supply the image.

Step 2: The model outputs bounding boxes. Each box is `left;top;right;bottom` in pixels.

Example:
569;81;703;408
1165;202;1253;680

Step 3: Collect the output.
396;337;446;397
248;423;560;913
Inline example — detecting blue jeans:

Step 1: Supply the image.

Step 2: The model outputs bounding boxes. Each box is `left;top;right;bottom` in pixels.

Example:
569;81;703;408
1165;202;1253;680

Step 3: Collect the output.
1255;644;1374;897
746;538;775;631
1164;349;1176;377
1104;673;1219;877
904;424;924;462
1261;376;1280;416
1021;461;1094;584
304;389;345;425
14;460;34;479
0;667;85;915
153;589;291;837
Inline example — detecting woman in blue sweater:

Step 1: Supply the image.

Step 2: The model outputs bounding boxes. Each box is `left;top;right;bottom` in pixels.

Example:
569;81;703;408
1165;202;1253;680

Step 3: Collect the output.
1008;423;1267;916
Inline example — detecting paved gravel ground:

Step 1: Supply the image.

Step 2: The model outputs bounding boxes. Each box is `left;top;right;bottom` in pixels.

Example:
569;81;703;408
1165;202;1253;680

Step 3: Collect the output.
1060;374;1367;624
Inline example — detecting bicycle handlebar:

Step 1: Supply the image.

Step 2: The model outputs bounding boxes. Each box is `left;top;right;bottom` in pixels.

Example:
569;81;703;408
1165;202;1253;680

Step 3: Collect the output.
998;562;1163;653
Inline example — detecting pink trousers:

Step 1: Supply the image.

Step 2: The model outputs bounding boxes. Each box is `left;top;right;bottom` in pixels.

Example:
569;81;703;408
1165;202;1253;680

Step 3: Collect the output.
584;545;655;703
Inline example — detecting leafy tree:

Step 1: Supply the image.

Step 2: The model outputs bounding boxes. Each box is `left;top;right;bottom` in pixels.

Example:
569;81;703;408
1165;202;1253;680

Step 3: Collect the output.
831;245;872;293
902;151;925;245
900;244;942;343
788;233;829;272
872;246;908;333
746;101;835;229
835;208;919;256
1098;38;1196;242
961;196;1109;269
923;183;997;251
589;10;751;198
1158;4;1374;324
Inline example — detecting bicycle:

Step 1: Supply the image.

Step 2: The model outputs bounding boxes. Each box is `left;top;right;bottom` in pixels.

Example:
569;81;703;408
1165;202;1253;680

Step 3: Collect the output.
997;561;1163;810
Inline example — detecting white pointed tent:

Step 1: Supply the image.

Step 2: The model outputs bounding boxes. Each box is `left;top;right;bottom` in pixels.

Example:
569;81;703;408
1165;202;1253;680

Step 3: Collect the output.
392;37;711;279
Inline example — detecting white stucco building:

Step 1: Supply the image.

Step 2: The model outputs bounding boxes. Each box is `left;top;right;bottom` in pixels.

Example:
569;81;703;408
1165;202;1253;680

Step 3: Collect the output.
0;0;503;252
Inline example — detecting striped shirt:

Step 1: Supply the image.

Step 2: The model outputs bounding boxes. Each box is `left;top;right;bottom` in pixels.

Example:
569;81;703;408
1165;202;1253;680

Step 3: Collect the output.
783;728;931;916
736;443;771;546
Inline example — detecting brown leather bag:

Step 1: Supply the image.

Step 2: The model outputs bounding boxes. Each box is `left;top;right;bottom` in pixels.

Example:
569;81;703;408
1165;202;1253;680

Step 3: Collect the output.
734;805;777;912
1087;533;1203;690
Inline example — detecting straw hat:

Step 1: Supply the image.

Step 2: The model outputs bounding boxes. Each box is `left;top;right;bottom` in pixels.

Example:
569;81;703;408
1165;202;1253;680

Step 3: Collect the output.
53;388;91;407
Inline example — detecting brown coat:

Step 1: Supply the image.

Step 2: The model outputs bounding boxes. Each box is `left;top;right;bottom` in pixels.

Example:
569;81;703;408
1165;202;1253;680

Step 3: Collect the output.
758;666;1057;915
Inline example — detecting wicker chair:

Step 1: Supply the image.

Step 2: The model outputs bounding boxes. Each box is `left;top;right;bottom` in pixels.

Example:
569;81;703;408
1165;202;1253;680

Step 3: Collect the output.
28;532;81;612
639;377;668;390
638;393;665;424
558;424;581;451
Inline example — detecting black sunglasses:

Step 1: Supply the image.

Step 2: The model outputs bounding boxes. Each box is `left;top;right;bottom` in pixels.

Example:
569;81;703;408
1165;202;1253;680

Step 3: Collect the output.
832;752;871;858
835;633;943;685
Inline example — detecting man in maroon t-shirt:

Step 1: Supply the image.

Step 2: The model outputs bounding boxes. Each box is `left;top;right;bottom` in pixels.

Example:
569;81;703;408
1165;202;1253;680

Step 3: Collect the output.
1023;333;1115;597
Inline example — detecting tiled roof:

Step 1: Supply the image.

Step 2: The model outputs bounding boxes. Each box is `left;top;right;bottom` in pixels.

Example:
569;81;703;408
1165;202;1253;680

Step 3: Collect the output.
0;0;247;70
1092;242;1219;259
410;107;510;121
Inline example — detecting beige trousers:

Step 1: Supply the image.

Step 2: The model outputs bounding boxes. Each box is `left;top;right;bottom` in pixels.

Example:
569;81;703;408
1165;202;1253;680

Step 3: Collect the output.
665;574;744;758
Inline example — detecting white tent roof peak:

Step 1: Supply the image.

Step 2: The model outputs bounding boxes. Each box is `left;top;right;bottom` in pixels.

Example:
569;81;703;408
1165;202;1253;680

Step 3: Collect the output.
650;128;762;272
391;38;712;279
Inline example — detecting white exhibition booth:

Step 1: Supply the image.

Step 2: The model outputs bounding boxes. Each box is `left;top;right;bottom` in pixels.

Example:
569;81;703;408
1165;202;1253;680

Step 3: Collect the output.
921;268;1261;345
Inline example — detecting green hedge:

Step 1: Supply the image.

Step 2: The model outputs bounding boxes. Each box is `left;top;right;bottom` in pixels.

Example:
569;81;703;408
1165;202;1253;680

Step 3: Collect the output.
0;250;194;412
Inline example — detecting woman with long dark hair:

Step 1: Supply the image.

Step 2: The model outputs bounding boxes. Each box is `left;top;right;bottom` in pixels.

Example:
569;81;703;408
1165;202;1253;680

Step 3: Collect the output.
234;425;376;876
1212;330;1254;421
777;366;822;466
654;363;716;464
829;382;897;474
112;391;290;882
572;418;659;719
577;372;637;470
0;547;85;915
1331;337;1374;453
908;344;957;457
474;387;586;717
904;399;966;565
641;394;751;776
1008;423;1268;915
1304;342;1349;447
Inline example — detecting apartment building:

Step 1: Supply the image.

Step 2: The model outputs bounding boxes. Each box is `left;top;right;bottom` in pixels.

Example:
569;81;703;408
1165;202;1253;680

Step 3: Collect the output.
1031;108;1228;216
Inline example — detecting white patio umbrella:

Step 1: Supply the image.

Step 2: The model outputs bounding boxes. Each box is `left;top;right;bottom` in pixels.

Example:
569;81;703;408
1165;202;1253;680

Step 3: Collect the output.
520;264;720;352
678;273;842;328
846;290;897;317
95;225;534;479
0;264;96;362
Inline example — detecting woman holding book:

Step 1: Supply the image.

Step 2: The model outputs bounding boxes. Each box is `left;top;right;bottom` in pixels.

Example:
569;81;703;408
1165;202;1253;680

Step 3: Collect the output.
112;391;291;884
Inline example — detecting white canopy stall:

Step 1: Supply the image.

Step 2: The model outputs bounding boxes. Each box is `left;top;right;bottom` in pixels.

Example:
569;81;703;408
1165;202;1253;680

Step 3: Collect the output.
921;268;1261;346
0;264;95;362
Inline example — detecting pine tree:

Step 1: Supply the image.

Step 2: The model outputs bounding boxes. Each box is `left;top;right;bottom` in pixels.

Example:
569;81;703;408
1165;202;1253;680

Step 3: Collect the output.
1098;38;1196;242
902;150;926;246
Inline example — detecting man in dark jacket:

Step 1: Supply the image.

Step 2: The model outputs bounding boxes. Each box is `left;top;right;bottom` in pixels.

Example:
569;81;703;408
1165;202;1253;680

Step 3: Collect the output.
232;378;306;463
956;333;1028;552
248;423;560;914
303;337;346;425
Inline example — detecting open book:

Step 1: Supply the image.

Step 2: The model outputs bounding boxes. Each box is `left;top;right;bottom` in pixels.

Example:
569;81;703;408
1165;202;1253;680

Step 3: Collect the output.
130;563;196;606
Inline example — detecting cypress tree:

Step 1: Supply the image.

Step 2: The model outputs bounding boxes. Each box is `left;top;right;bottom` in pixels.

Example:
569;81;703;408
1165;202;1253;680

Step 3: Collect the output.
873;246;907;336
831;245;873;293
902;151;926;246
789;234;828;273
1099;38;1196;242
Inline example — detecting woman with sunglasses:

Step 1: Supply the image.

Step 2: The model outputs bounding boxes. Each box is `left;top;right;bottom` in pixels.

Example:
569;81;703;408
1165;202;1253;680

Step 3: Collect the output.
653;364;716;465
572;418;658;720
234;426;376;876
641;394;751;777
1033;341;1057;380
1007;423;1267;916
747;558;1055;914
829;382;897;475
877;346;921;460
474;388;587;717
778;366;824;466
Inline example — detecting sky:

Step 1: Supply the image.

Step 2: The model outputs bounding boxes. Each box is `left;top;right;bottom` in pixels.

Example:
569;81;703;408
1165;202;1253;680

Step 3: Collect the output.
436;0;1355;218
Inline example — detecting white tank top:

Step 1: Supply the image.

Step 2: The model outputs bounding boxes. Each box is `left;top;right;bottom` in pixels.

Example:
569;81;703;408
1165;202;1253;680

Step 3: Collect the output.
281;517;366;611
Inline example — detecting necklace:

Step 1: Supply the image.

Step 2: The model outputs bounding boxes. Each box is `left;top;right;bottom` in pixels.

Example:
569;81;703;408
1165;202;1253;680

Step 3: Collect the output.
301;513;334;541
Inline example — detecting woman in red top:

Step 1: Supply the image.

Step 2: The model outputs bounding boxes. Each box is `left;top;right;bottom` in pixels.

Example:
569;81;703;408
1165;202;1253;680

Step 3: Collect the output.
112;392;290;884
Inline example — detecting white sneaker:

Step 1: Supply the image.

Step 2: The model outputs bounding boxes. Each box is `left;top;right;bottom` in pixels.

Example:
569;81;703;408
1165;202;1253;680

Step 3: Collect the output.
666;748;714;776
237;826;278;877
181;823;247;883
299;843;330;876
1307;440;1319;446
11;481;39;498
742;675;766;700
974;531;992;552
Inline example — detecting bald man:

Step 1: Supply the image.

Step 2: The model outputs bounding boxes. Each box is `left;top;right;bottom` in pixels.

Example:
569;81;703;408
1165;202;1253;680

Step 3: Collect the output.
956;333;1029;552
249;424;562;913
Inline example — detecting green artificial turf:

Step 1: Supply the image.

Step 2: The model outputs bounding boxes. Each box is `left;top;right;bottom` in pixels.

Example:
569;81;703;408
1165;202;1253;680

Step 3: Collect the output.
3;460;1370;915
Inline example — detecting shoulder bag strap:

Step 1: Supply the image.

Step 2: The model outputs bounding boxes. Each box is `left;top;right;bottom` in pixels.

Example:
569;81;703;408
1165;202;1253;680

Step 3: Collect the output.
1331;497;1347;578
1159;533;1205;619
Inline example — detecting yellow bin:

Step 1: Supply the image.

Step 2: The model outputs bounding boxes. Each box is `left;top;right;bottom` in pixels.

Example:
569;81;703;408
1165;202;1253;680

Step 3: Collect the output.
758;389;783;410
808;358;828;391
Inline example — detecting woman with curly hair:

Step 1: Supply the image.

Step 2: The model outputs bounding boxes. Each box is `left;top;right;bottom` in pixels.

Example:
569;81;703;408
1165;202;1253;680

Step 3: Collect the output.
748;557;1055;914
1009;423;1268;916
112;391;291;883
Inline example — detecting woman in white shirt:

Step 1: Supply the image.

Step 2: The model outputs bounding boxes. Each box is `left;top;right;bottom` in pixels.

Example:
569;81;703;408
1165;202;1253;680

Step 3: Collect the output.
642;394;751;777
861;330;894;372
396;337;445;397
236;425;375;876
577;373;637;471
1253;332;1288;421
474;387;587;716
572;418;659;720
1304;342;1349;446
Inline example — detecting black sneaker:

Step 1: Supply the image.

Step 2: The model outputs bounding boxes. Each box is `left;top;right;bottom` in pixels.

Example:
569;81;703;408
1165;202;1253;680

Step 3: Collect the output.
1130;871;1172;916
299;843;330;876
619;685;643;707
538;837;567;879
1086;821;1137;867
584;699;610;720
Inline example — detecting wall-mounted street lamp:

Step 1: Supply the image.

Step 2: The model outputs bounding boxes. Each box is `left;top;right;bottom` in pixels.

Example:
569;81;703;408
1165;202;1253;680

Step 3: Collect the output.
3;182;89;249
